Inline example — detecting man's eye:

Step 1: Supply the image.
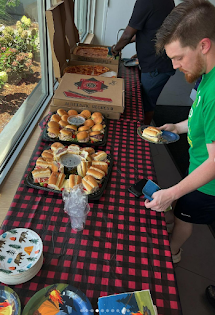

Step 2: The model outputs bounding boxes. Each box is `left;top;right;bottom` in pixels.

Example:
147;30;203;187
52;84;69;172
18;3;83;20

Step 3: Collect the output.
177;57;182;61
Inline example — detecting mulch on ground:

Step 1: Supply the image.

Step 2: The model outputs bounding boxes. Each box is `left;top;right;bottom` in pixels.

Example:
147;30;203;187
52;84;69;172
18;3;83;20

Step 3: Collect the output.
0;61;41;133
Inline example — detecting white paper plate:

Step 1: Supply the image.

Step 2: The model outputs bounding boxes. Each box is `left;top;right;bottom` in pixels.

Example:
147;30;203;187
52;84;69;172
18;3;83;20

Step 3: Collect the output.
0;228;43;275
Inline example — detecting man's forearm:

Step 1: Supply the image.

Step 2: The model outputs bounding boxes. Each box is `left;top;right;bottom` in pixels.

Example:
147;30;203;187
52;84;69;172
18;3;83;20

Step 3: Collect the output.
113;26;137;53
175;119;188;134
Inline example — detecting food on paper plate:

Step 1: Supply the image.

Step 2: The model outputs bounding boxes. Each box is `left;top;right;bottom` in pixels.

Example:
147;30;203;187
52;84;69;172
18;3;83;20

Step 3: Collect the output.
142;126;162;143
76;131;90;143
32;168;51;184
92;161;108;174
73;46;109;59
82;175;99;194
48;172;65;190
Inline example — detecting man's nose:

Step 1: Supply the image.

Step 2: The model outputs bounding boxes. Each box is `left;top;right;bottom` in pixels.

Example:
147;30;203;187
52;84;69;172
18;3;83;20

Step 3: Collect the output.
172;60;180;69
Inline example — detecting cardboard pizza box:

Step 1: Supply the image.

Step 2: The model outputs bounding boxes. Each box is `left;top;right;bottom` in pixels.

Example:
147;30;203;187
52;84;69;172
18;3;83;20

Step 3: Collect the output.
46;0;119;80
51;73;125;114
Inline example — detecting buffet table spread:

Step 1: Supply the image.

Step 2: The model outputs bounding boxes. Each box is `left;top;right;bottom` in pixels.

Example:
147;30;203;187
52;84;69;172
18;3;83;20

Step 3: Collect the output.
0;64;182;315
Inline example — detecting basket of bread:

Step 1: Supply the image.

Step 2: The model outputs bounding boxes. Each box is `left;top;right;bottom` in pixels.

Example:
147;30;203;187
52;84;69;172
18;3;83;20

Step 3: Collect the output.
24;143;113;200
43;109;108;146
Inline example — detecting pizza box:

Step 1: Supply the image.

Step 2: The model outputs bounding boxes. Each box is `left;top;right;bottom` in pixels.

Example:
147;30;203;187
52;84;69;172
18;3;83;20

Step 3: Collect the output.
45;0;119;80
51;73;125;114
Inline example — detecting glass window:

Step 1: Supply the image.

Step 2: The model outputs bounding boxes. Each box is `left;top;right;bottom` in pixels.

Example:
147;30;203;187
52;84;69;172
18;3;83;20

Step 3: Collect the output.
0;0;53;184
74;0;89;41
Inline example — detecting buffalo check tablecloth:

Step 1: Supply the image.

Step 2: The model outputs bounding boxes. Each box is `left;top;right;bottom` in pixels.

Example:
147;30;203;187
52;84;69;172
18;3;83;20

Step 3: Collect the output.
0;64;182;315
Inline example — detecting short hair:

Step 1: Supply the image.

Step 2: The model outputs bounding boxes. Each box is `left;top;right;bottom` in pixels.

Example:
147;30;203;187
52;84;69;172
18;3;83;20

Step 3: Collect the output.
155;0;215;53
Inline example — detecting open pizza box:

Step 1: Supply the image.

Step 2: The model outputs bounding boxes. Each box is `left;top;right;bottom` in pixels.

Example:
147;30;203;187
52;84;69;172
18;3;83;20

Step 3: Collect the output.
51;73;125;117
45;0;119;81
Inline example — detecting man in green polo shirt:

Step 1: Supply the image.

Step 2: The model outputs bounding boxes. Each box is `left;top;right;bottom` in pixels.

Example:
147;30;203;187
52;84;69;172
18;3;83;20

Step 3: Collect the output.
144;0;215;264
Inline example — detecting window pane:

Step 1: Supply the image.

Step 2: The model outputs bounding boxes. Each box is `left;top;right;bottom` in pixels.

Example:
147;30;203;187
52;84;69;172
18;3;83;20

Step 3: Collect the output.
0;0;49;170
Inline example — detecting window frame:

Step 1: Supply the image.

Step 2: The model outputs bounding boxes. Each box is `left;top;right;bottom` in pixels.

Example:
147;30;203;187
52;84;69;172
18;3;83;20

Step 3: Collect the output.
0;0;54;185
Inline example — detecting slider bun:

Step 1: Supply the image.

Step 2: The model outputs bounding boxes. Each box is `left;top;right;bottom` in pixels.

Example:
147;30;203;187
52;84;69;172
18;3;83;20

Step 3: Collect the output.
47;127;60;135
77;131;89;142
92;116;103;124
68;109;78;116
82;175;98;193
80;110;91;119
143;126;162;137
59;120;68;128
48;121;60;129
78;125;90;132
92;161;108;174
92;151;107;161
91;124;103;132
57;108;68;116
61;114;69;122
42;150;54;160
32;167;51;178
84;119;95;128
86;166;105;179
69;174;82;188
51;142;64;152
81;147;95;155
51;114;61;122
91;112;102;119
66;124;77;131
60;129;73;136
48;172;65;190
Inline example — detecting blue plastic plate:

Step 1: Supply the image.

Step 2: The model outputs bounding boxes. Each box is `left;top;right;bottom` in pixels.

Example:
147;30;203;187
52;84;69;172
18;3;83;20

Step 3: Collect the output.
137;125;180;144
0;285;21;315
123;58;139;67
22;284;93;315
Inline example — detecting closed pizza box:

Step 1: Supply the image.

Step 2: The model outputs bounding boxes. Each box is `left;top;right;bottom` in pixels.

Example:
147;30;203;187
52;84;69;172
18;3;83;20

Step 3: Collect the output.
45;0;119;80
51;73;125;114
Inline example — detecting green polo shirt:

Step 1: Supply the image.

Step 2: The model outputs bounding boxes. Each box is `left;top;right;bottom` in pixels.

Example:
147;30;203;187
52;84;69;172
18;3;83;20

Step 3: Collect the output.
187;67;215;196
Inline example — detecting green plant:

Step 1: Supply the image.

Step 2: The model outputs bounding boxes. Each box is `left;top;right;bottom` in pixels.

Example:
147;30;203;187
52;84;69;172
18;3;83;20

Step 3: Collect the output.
0;70;8;87
0;0;20;22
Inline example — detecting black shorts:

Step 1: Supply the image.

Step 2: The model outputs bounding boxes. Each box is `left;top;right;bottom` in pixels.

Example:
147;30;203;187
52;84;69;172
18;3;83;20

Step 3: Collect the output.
174;190;215;224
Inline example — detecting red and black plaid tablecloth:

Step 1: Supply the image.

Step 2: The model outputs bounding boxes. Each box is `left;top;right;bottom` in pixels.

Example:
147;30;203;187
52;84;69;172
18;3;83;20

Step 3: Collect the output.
0;65;182;315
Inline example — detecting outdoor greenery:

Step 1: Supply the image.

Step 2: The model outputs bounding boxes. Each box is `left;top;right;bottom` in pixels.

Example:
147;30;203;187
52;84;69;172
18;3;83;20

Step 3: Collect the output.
0;0;20;22
0;14;38;87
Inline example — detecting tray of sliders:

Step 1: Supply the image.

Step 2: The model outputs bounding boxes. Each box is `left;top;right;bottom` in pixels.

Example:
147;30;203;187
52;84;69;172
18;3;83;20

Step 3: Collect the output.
137;125;180;144
42;109;108;147
24;142;113;200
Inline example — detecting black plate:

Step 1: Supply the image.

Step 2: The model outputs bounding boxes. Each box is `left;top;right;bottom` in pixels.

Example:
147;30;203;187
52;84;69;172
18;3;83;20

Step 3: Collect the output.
42;116;108;147
24;154;113;201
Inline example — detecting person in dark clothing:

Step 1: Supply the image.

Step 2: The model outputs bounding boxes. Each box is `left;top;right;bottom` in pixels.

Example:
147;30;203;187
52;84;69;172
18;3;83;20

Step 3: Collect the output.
111;0;175;125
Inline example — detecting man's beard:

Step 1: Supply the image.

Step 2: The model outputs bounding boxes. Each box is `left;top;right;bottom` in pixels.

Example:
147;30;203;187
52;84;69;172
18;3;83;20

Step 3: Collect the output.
180;54;204;83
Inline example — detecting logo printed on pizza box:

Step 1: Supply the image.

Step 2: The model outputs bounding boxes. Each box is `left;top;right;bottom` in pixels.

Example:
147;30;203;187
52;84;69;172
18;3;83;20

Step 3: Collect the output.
74;77;108;94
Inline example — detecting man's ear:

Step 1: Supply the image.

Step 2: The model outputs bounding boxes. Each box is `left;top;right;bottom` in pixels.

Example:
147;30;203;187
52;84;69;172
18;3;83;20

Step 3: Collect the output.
200;38;211;54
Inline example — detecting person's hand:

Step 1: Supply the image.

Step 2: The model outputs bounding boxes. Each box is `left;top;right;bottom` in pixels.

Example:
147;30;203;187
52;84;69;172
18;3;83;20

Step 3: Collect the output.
111;45;120;56
131;53;137;59
144;188;175;212
157;123;179;134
